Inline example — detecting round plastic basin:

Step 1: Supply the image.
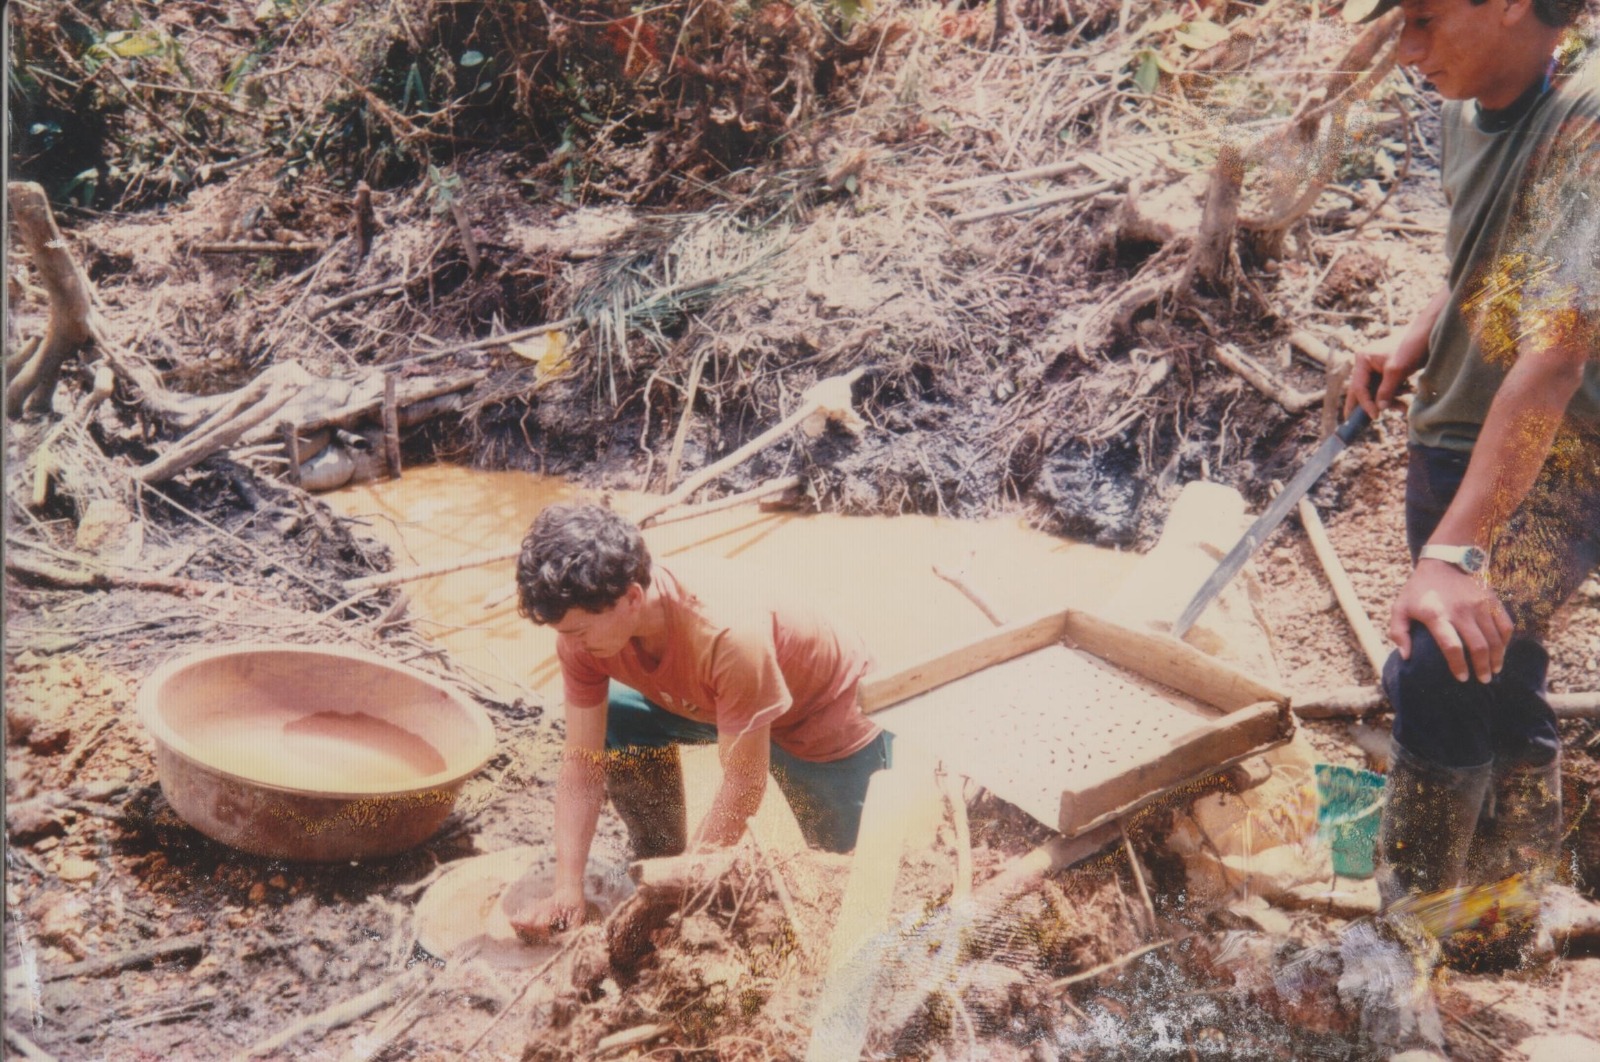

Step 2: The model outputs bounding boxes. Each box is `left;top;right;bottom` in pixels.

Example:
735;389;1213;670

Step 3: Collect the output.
137;643;496;862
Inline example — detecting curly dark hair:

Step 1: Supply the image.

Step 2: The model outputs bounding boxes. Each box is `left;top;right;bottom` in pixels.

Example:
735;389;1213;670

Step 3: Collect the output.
515;503;652;624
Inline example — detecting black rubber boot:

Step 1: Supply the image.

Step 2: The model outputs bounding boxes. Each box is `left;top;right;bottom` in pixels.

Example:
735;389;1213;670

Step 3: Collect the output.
606;745;688;859
1376;744;1492;911
1470;754;1563;885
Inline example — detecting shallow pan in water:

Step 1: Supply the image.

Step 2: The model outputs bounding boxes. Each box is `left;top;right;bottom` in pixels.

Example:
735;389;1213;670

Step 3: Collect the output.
137;643;496;862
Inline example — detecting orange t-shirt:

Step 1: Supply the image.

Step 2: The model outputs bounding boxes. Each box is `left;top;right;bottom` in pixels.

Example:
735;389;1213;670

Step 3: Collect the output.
558;565;879;762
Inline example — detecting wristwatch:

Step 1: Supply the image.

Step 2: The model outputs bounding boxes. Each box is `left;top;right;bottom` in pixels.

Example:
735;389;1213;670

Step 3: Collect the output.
1419;544;1489;574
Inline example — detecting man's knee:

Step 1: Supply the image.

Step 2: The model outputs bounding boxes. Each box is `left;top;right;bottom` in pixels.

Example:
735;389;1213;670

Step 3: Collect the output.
1385;629;1493;768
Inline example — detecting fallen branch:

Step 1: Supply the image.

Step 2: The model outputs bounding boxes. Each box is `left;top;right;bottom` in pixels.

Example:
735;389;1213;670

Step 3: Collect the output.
136;363;311;483
1298;498;1389;679
637;369;863;526
645;475;804;528
1213;343;1321;414
45;932;206;982
234;967;428;1061
4;552;264;603
929;159;1086;197
931;562;1004;627
949;179;1122;226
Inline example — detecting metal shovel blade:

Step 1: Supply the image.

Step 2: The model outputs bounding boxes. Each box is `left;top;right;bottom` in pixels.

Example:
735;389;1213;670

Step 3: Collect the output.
1171;404;1374;639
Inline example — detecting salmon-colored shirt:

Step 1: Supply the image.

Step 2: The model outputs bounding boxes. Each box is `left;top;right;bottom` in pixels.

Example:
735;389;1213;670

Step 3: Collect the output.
558;566;878;762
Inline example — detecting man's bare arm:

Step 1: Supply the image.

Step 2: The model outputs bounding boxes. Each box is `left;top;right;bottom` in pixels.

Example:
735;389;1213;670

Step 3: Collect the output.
693;725;771;849
509;698;608;941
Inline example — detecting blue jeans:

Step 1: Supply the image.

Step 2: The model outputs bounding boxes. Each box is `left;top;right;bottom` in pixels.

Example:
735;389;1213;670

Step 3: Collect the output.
1386;441;1600;769
603;683;893;853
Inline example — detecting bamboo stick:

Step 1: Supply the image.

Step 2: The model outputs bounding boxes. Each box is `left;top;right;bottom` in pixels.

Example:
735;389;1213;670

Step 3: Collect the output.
1297;497;1390;679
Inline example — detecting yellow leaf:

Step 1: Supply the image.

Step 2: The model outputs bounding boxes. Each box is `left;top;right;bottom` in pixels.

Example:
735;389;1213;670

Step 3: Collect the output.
510;331;571;379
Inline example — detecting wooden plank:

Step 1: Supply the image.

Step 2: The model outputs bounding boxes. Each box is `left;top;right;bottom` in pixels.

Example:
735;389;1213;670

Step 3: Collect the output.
858;609;1068;713
1061;607;1287;711
1058;700;1289;834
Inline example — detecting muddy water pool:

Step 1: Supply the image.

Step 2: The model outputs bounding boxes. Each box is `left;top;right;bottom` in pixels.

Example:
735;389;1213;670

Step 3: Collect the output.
326;465;1134;701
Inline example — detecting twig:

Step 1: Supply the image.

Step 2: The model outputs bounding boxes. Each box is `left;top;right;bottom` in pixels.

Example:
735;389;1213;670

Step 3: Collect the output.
1049;936;1183;990
388;317;583;368
62;715;118;783
45;933;206;982
190;241;325;255
1119;820;1158;937
453;944;572;1060
931;562;1004;627
663;346;711;491
234;967;428;1061
1298;498;1389;679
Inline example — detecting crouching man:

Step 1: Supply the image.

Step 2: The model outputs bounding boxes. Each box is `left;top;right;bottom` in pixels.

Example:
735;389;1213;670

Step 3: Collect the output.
509;503;894;941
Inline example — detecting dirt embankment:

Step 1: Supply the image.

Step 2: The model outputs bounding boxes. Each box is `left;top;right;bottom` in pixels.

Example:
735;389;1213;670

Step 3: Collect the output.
7;0;1600;1059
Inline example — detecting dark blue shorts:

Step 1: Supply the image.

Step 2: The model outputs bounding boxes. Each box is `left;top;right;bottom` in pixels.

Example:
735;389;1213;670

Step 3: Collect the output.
1386;440;1600;768
603;682;893;853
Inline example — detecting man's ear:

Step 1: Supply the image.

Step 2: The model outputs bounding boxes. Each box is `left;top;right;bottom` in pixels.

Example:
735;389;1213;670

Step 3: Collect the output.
1499;0;1534;27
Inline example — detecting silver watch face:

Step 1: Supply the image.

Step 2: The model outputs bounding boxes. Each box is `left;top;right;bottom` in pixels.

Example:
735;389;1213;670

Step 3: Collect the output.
1461;546;1488;573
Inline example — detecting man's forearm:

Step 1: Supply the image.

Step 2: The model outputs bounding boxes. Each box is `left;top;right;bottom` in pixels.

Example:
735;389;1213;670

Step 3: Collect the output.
1429;352;1588;548
695;772;766;848
552;750;607;889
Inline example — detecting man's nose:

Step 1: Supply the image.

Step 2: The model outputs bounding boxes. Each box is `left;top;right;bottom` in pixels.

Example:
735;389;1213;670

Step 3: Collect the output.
1397;28;1427;67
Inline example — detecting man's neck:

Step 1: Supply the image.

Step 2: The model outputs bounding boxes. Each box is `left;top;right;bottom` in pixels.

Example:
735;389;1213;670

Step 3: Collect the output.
1477;31;1564;113
631;582;670;661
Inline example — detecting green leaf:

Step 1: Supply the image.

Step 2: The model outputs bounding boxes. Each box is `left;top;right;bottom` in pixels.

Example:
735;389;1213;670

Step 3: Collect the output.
459;50;485;68
1133;50;1161;95
103;28;168;57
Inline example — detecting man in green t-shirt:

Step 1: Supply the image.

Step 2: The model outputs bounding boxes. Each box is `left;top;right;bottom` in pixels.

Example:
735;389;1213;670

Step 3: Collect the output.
1343;0;1599;964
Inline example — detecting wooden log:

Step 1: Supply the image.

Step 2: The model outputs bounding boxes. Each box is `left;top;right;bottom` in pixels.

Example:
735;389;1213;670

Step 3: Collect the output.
381;374;402;479
6;182;97;417
643;475;803;528
1184;141;1244;291
354;180;380;259
44;932;206;982
1298;497;1389;679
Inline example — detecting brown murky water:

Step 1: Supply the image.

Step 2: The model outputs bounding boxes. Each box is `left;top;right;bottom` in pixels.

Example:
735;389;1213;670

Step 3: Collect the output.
326;465;1132;700
185;709;448;791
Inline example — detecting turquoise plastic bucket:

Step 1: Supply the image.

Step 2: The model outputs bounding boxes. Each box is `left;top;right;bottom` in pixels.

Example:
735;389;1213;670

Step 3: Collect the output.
1315;764;1386;878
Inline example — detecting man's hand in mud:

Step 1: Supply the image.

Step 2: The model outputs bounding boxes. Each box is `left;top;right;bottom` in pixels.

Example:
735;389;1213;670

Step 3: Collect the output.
1390;559;1513;685
508;883;588;945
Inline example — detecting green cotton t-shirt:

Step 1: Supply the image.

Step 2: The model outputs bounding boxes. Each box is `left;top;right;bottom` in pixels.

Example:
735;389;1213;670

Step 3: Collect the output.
1411;39;1600;452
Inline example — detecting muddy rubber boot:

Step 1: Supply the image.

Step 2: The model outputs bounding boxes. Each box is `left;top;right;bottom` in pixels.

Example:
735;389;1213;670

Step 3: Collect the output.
1449;754;1563;970
606;745;688;860
1376;744;1492;912
1470;755;1563;885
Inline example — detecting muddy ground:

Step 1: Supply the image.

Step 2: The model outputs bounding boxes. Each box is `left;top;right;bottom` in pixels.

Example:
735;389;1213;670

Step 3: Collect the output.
7;0;1600;1058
